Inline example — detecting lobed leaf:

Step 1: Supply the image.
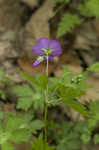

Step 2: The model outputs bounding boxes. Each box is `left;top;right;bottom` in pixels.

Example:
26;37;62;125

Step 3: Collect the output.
57;13;82;37
88;63;99;72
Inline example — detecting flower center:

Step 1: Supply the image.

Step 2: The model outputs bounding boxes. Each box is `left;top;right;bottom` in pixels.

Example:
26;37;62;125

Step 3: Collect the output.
37;56;44;62
42;47;54;56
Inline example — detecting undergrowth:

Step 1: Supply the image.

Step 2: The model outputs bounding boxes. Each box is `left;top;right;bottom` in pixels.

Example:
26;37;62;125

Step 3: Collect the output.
0;62;99;150
54;0;99;37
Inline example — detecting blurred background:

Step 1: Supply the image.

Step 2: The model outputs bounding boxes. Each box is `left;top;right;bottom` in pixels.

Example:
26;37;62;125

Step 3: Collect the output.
0;0;99;150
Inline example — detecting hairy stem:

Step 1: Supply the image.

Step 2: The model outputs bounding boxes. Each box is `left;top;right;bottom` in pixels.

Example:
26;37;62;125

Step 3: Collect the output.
44;55;49;149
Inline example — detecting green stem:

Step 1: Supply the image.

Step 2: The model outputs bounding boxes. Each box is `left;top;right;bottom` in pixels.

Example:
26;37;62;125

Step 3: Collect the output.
44;55;49;149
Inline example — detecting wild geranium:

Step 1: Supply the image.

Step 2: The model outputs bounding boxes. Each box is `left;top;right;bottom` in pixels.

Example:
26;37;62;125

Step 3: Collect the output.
32;38;62;66
32;37;62;149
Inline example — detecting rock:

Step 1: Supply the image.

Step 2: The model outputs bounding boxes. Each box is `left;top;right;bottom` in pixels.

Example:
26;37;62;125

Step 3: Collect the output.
0;0;54;81
21;0;38;8
74;22;99;50
74;22;99;66
79;73;99;104
0;0;26;61
93;19;99;37
0;0;24;30
1;60;23;82
21;0;54;60
0;0;29;82
0;30;19;62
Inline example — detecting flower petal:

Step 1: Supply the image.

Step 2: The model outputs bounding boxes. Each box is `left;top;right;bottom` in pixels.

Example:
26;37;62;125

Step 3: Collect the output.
32;38;50;56
33;60;41;66
48;56;53;60
49;40;62;57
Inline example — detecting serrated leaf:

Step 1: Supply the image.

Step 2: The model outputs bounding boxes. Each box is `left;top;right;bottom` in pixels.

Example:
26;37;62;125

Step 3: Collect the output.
0;70;4;79
12;84;36;110
16;97;33;110
10;129;31;144
12;84;33;97
1;142;15;150
0;131;11;144
59;84;90;117
88;119;97;129
30;135;55;150
0;112;43;145
49;77;59;93
60;66;73;85
23;110;34;122
79;0;99;17
48;96;62;107
31;92;45;110
0;112;5;119
0;120;3;131
81;133;91;144
30;120;44;134
88;63;99;72
57;13;82;37
57;132;82;150
19;71;40;87
89;100;99;120
0;90;6;100
12;84;44;110
5;113;27;132
59;84;85;100
94;134;99;144
64;99;90;118
0;121;7;145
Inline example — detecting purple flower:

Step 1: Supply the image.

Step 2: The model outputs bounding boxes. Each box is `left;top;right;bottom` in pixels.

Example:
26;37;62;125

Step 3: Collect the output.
32;38;62;66
33;60;41;66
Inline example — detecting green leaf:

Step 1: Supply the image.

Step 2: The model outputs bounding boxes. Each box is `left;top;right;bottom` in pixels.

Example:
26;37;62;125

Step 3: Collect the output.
0;121;8;145
0;112;5;119
10;129;31;144
23;110;34;122
0;90;6;100
89;100;99;120
30;135;55;150
5;113;27;132
60;66;73;85
57;132;82;150
0;131;11;145
57;13;82;37
19;71;39;87
88;63;99;72
0;70;5;79
81;133;91;144
79;0;99;17
16;97;33;110
31;91;45;110
88;119;97;130
1;142;15;150
58;85;89;117
94;134;99;144
64;98;90;118
49;77;59;93
48;96;62;107
39;74;48;90
0;120;3;131
12;84;33;97
12;84;44;110
30;120;44;134
0;112;43;145
59;84;85;100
